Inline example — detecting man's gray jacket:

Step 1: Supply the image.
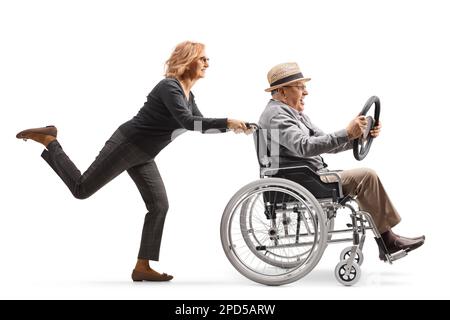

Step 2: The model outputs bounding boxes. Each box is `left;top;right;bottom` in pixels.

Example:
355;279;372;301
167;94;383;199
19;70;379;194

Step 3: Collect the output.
258;99;352;171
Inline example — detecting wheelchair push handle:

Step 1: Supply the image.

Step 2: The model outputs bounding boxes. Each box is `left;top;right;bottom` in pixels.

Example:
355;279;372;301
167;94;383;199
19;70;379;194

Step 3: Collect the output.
245;122;260;130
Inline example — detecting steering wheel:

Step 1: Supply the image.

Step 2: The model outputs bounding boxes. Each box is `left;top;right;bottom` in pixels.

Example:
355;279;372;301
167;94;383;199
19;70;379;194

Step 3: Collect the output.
353;96;381;161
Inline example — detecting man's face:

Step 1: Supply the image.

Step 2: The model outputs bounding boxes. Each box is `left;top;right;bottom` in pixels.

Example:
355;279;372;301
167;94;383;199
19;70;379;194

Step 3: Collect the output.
283;81;308;112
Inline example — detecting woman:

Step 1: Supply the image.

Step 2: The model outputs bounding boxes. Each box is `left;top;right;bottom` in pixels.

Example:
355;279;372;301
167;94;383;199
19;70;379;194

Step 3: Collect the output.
16;41;250;282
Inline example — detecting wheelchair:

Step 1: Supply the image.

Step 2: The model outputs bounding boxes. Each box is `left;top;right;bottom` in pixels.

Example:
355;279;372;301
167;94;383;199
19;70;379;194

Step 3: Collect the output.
220;96;408;286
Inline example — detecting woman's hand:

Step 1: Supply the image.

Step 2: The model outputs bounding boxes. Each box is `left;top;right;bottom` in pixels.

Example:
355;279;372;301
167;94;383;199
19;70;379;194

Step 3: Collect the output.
227;119;253;134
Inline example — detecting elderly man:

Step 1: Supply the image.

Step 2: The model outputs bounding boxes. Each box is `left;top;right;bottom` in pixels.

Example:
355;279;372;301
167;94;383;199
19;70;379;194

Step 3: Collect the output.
258;62;424;260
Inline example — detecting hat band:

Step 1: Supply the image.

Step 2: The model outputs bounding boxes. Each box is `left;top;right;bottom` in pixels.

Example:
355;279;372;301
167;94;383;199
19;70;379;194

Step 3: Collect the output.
270;72;304;87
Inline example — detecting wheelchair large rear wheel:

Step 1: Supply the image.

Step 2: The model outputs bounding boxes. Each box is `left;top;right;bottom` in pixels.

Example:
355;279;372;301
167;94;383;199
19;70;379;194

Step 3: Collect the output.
221;178;327;286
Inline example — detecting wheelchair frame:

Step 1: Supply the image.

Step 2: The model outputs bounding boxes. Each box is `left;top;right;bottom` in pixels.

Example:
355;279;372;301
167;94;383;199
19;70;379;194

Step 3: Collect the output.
220;126;407;286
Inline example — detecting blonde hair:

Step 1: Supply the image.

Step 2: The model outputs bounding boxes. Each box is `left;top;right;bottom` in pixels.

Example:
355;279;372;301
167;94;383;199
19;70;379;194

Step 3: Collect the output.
165;41;205;78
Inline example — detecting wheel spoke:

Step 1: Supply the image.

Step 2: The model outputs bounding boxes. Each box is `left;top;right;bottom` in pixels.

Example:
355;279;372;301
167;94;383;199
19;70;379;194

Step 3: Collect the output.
222;179;327;284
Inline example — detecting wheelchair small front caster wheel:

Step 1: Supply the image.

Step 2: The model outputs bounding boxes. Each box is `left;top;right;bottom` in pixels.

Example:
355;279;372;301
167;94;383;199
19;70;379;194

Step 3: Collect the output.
339;246;364;266
334;260;361;286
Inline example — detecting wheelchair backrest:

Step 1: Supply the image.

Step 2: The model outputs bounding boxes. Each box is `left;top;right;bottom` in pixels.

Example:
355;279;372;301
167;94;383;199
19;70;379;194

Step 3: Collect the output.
252;126;272;168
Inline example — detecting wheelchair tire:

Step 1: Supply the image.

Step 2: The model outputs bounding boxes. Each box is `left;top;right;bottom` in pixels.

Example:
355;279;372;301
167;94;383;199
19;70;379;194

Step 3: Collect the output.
221;178;327;286
334;260;361;286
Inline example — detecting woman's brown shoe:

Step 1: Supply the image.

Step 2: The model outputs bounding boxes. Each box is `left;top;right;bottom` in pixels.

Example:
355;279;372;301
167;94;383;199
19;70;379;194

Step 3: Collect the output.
16;125;57;139
131;269;174;282
16;125;57;147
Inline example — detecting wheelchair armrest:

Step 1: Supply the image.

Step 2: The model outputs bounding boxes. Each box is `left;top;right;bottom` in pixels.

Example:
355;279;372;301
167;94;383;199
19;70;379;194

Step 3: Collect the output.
316;171;343;187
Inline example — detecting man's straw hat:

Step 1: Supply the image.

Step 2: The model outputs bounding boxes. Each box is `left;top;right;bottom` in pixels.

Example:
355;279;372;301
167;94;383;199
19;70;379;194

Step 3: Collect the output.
265;62;311;92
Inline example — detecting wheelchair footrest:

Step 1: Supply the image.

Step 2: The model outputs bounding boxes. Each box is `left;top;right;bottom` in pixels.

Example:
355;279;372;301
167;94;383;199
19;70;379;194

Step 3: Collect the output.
389;250;408;262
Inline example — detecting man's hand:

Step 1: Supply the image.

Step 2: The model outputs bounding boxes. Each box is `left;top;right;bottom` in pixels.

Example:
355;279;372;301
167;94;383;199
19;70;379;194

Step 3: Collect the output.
346;115;367;140
370;121;382;138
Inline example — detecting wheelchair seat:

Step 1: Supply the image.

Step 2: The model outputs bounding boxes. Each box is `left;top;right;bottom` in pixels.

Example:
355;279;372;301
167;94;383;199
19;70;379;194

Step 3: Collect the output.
270;165;342;202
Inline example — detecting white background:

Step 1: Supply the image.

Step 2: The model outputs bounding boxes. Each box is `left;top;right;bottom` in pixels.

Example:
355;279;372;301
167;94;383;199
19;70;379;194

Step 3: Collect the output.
1;0;449;300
